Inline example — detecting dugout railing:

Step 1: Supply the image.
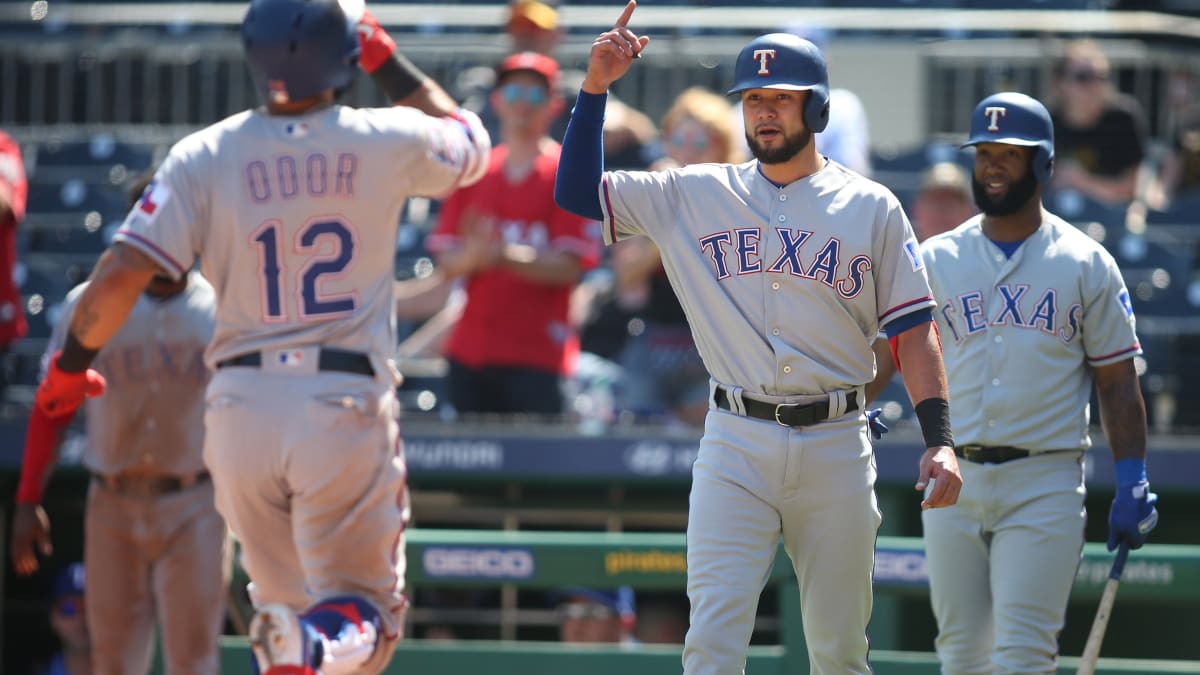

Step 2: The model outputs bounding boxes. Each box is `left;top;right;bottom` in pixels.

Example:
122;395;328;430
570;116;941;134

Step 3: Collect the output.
206;528;1200;674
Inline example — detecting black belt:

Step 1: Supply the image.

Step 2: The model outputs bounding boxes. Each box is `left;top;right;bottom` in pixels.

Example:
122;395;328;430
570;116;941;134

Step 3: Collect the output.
217;349;375;377
714;386;858;427
94;471;210;497
954;445;1030;464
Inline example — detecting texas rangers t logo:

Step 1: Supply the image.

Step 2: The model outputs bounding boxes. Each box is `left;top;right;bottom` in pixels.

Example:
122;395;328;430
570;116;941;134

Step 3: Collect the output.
985;106;1007;131
753;49;777;75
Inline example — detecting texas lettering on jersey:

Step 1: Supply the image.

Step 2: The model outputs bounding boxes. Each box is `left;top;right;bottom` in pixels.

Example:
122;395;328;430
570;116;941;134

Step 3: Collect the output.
698;227;873;299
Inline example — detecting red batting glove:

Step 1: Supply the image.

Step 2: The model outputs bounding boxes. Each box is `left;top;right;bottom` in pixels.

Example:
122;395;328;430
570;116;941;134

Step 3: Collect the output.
15;405;74;505
356;9;397;74
35;352;106;419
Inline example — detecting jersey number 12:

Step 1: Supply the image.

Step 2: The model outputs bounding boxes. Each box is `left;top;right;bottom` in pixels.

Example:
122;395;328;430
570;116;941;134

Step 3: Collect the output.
252;218;357;321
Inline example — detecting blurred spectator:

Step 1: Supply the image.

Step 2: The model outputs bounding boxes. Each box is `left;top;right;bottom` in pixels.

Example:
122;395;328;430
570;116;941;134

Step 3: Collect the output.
428;52;599;417
507;0;565;55
1049;39;1148;204
39;562;92;675
1148;68;1200;207
0;129;29;397
611;87;743;428
911;161;977;242
456;0;660;168
634;596;689;645
557;587;637;645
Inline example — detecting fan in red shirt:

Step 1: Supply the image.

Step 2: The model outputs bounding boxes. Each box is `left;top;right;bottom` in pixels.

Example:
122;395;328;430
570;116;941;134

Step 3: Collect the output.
428;52;598;416
0;129;28;390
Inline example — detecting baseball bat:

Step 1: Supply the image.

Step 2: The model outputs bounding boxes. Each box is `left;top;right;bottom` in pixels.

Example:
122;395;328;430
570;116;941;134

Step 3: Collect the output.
1076;542;1130;675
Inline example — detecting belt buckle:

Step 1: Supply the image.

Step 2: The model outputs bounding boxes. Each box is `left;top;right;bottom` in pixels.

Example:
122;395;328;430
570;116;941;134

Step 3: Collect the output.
774;402;799;427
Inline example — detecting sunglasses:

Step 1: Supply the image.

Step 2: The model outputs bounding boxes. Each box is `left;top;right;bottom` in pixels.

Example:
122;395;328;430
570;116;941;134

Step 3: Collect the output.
500;83;549;106
666;130;711;151
1065;69;1107;84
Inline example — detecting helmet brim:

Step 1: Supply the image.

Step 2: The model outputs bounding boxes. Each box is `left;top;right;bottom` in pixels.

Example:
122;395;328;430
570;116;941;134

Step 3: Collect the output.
961;137;1043;150
727;83;819;96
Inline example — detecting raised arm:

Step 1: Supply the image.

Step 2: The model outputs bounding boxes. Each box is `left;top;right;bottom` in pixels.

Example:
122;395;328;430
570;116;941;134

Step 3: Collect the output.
554;0;649;220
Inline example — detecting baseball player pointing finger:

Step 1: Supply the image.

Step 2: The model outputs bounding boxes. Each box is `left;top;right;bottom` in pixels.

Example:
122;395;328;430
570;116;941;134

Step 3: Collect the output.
556;5;962;672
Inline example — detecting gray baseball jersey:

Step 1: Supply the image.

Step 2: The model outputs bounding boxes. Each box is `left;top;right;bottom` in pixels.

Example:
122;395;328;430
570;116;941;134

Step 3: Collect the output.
600;158;934;673
46;272;215;476
921;213;1141;451
920;211;1140;672
109;102;489;662
600;160;935;394
115;105;489;385
44;272;228;674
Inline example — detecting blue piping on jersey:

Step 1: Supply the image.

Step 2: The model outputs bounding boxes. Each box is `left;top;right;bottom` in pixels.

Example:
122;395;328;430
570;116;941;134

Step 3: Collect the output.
555;90;607;222
882;307;933;338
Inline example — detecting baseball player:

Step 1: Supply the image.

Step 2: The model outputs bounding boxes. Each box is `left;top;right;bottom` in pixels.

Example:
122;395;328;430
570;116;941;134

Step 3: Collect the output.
554;4;963;673
12;259;226;675
20;1;490;673
904;92;1159;673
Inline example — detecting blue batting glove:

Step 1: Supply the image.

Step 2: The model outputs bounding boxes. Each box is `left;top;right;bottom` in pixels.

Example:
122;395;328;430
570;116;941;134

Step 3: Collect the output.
1107;458;1159;552
866;408;889;441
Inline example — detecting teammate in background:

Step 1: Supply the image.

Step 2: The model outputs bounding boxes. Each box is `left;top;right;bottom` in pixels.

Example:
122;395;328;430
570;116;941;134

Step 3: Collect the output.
37;562;92;675
889;92;1159;673
910;161;977;242
12;170;228;675
15;1;490;673
428;51;596;418
556;587;637;645
555;6;962;673
1049;39;1148;204
0;129;29;398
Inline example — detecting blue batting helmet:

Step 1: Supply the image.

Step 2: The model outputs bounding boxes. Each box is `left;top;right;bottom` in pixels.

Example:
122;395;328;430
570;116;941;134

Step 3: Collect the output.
241;0;360;104
961;92;1055;183
727;33;830;133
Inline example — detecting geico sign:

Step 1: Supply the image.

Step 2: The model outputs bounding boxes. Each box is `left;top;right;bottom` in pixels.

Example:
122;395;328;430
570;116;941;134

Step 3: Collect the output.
422;547;535;579
873;550;928;584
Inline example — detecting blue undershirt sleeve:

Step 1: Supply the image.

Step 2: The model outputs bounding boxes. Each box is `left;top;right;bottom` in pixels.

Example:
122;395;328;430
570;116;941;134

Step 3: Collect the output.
554;89;607;221
882;307;934;338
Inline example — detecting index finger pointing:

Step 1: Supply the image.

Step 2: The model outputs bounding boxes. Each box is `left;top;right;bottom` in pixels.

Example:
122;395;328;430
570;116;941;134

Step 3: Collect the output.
614;0;637;29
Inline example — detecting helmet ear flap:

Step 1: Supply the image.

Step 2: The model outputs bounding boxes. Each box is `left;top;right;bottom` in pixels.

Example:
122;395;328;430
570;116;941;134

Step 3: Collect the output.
1035;143;1054;183
806;95;830;133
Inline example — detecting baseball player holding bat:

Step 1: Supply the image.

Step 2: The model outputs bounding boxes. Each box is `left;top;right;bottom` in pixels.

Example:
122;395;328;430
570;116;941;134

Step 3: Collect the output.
556;3;962;672
20;1;490;673
876;92;1160;673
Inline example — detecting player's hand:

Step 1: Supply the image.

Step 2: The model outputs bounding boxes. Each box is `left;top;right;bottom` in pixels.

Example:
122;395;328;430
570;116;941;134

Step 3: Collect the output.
917;445;962;510
10;503;52;576
865;408;888;441
582;0;649;95
35;352;107;419
355;7;397;74
1108;480;1158;551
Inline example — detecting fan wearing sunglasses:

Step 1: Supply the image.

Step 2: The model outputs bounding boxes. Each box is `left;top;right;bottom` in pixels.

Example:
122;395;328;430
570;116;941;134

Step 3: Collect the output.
1049;39;1148;204
427;51;599;417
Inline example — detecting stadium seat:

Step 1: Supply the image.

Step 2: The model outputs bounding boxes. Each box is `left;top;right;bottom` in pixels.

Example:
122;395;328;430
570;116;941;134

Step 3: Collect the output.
25;221;111;255
1108;232;1193;317
24;179;129;222
1046;189;1128;229
1145;193;1200;228
33;135;154;173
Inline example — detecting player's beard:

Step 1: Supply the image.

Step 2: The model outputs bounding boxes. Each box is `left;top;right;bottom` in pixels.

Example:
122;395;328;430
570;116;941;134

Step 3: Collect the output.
746;128;812;165
972;170;1039;217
